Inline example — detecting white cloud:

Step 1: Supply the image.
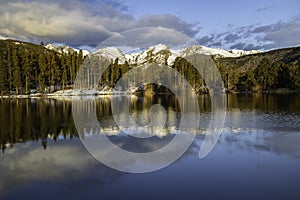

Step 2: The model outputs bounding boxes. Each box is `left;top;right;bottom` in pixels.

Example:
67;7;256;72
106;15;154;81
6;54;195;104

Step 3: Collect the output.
95;27;198;52
0;0;198;48
1;0;298;50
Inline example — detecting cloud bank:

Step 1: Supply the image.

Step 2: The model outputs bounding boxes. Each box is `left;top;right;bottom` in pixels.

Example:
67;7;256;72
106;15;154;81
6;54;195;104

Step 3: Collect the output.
0;0;299;50
0;0;198;48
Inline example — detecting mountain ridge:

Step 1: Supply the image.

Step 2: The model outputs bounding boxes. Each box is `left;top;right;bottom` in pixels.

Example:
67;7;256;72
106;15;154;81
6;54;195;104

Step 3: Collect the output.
0;38;299;95
46;42;262;65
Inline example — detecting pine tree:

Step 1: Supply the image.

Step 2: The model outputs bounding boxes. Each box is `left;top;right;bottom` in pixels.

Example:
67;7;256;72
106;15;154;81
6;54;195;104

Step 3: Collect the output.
0;55;8;96
255;58;271;90
66;52;73;84
12;50;22;95
76;50;83;71
38;52;47;92
111;58;120;85
247;68;256;90
7;48;13;93
49;53;60;92
276;62;290;87
30;52;38;90
61;54;68;90
71;52;77;83
289;62;300;88
120;61;129;89
23;52;32;93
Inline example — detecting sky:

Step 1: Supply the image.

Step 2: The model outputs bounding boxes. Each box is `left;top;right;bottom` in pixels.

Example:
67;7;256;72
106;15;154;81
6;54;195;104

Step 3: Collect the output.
0;0;299;51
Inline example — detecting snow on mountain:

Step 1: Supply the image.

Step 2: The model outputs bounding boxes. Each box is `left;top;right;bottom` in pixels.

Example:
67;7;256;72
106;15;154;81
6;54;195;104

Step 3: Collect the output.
151;43;170;54
167;46;261;65
47;43;261;65
124;44;261;66
93;47;126;63
125;43;171;65
45;44;89;57
228;49;261;57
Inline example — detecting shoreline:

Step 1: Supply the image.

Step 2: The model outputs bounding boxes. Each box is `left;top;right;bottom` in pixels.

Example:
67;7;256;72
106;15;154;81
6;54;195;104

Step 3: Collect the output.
227;88;300;94
0;89;139;99
1;88;300;99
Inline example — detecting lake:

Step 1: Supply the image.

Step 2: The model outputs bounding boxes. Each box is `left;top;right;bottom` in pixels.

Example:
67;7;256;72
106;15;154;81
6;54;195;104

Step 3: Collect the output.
0;93;300;200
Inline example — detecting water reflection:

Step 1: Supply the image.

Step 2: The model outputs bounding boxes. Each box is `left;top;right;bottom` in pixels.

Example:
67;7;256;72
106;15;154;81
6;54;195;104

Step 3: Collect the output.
1;133;300;200
0;93;300;199
0;98;77;152
226;93;300;112
0;93;300;151
0;140;122;199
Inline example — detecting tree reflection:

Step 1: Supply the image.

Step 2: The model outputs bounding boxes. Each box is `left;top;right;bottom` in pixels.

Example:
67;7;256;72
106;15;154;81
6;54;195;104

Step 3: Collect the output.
1;93;299;153
0;98;77;152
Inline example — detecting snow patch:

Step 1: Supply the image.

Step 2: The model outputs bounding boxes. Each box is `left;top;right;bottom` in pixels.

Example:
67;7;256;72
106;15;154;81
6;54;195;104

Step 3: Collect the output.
151;43;170;54
45;43;89;57
94;47;126;64
47;43;261;66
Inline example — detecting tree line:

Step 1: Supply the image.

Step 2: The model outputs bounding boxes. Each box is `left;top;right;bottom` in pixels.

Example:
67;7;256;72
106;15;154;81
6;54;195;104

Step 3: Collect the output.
98;53;300;93
0;40;299;95
0;40;84;95
216;58;300;92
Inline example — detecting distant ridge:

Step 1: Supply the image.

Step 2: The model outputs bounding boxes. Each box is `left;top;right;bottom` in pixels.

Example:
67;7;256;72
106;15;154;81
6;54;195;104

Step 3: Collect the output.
47;42;261;65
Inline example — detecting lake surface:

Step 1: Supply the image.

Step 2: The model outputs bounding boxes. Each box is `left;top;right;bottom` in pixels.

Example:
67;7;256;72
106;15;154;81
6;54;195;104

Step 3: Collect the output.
0;93;300;200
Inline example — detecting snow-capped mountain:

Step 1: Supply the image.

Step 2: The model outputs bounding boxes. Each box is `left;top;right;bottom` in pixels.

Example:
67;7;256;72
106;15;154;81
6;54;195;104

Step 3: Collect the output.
228;49;262;57
125;44;171;65
94;47;126;63
47;43;261;65
45;44;89;57
95;43;261;65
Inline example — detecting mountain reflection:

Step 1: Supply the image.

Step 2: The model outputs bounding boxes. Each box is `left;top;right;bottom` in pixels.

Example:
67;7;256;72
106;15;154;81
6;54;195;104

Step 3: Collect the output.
1;93;300;153
1;94;300;200
0;94;210;152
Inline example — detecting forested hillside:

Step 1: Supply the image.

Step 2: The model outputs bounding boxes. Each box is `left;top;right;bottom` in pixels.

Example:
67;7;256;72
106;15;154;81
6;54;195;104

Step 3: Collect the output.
215;46;300;91
0;40;83;95
0;39;299;95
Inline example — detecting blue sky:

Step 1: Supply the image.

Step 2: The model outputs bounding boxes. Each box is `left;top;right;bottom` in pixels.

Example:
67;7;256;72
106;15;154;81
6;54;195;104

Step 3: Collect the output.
0;0;299;50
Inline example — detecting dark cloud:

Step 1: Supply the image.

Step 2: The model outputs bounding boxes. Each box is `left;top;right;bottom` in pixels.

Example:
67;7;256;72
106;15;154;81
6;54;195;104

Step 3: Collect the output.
196;16;300;50
260;18;300;49
196;35;215;46
251;25;273;33
243;44;264;51
229;42;246;50
210;41;222;46
230;43;263;51
0;0;299;51
224;33;239;43
0;0;198;48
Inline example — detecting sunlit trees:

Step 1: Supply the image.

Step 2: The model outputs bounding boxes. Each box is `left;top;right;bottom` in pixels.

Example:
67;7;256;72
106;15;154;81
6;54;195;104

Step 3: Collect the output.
289;62;300;88
37;52;47;92
12;50;22;94
0;39;300;95
0;54;7;96
23;52;32;93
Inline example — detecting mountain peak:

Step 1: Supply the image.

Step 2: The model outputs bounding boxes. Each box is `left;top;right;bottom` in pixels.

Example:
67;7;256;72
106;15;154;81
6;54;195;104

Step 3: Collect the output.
45;43;89;57
94;47;126;63
148;43;170;54
47;42;262;66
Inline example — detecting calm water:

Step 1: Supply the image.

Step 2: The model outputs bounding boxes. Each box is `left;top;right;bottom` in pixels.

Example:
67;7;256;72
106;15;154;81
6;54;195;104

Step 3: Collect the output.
0;94;300;200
